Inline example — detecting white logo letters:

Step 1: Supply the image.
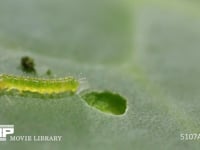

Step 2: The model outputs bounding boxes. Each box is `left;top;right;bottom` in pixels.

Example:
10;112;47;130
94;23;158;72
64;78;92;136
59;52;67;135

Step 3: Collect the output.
0;125;14;141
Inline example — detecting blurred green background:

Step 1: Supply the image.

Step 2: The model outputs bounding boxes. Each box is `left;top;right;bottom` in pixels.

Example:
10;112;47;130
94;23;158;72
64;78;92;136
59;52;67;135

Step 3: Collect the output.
0;0;200;149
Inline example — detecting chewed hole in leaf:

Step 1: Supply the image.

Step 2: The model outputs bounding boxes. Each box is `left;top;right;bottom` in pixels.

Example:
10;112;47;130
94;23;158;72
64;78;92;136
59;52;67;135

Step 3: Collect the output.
81;91;127;115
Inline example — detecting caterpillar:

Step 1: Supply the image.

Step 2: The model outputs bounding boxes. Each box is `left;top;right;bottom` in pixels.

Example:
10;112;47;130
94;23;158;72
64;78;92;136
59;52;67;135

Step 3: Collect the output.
0;74;79;94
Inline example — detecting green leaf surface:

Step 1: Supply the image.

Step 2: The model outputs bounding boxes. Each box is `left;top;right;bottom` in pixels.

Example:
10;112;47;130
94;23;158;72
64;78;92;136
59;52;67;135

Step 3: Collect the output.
0;0;200;149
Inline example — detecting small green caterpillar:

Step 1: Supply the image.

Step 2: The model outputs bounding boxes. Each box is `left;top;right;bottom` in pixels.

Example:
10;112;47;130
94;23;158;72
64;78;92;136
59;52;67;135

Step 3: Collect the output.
0;74;79;94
